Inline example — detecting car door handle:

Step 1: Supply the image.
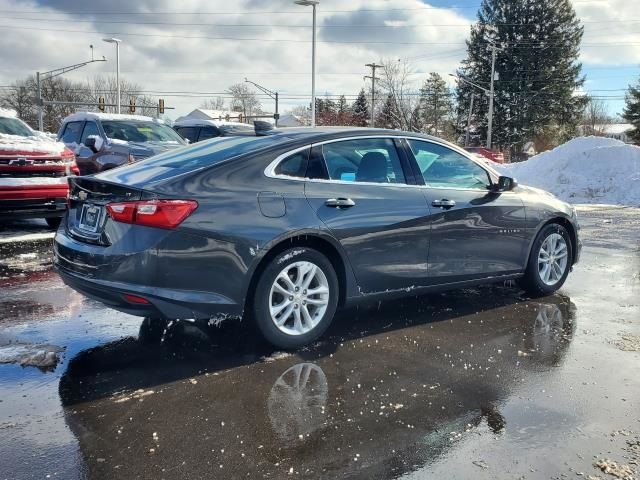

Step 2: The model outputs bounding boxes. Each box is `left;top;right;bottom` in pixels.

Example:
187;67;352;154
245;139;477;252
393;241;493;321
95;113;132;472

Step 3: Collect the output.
432;199;456;209
325;198;356;208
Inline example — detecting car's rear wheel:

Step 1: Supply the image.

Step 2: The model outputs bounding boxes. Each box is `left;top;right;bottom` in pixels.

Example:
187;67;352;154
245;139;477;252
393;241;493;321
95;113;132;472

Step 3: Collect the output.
45;217;61;229
253;247;339;349
519;223;572;296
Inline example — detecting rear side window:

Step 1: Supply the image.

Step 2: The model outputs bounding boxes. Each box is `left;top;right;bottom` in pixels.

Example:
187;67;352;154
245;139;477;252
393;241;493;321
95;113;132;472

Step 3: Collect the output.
274;149;309;178
198;126;219;141
321;138;406;184
61;121;84;144
175;126;199;143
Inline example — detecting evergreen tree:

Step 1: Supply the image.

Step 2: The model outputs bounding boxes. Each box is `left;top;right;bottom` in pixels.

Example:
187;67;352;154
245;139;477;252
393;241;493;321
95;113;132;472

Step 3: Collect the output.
377;95;399;129
351;89;369;127
416;73;455;137
623;77;640;144
457;0;586;153
336;95;349;124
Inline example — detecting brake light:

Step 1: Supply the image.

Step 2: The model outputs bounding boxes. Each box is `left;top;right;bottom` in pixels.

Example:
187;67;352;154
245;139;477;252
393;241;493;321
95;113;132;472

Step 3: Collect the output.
106;200;198;229
123;293;150;304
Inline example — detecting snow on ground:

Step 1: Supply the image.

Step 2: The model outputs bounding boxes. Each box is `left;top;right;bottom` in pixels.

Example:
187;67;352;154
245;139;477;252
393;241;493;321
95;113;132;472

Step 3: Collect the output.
497;137;640;206
0;343;64;369
0;133;66;155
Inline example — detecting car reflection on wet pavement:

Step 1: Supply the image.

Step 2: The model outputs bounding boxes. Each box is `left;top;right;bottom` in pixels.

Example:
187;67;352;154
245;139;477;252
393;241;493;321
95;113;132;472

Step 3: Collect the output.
0;206;639;480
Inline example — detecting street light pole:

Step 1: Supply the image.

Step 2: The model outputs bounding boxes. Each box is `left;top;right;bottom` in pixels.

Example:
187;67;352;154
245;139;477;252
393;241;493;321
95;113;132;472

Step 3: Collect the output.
244;78;279;126
365;62;382;127
465;93;475;147
294;0;319;127
102;38;122;113
487;45;497;150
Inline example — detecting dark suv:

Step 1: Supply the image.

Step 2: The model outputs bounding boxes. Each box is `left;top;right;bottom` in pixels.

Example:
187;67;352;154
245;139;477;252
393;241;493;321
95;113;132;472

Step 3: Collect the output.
58;112;186;175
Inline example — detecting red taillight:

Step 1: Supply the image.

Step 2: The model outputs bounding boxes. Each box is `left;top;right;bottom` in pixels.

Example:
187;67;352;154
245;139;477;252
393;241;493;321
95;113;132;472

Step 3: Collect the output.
123;293;150;304
106;200;198;229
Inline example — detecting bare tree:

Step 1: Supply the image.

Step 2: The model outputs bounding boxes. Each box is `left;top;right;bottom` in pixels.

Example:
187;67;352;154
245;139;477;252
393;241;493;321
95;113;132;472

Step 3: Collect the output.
582;96;613;135
376;59;419;131
85;76;158;117
200;97;226;110
227;83;261;119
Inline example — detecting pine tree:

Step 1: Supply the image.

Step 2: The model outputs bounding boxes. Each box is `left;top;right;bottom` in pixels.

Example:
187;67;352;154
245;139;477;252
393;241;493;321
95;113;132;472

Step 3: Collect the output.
457;0;586;153
623;77;640;144
351;89;369;127
416;73;455;138
336;95;349;125
377;95;399;130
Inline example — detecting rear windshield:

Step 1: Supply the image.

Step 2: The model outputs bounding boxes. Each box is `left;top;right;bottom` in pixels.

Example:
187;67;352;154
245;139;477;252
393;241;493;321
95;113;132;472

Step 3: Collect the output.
0;117;33;137
135;135;289;170
102;120;185;144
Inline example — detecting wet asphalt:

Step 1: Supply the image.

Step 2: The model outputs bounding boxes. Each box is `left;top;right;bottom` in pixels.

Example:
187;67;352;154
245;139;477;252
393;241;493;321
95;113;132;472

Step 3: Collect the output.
0;206;638;480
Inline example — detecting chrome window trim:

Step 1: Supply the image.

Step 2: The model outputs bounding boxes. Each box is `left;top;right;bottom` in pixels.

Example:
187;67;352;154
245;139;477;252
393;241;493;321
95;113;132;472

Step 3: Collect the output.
264;135;505;193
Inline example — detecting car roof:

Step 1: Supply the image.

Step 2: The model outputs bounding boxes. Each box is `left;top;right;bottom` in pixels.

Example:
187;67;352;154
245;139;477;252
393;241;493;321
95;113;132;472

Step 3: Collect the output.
264;126;443;143
61;111;164;124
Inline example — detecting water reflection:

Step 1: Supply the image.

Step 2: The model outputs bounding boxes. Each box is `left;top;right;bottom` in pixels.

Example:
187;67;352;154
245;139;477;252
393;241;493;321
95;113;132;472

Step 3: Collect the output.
267;363;328;443
58;293;576;479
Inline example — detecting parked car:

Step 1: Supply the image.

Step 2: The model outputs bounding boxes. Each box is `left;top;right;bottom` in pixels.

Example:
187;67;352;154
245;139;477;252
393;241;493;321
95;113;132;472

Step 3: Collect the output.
0;108;78;228
58;112;187;175
173;118;272;143
54;128;581;348
464;147;505;163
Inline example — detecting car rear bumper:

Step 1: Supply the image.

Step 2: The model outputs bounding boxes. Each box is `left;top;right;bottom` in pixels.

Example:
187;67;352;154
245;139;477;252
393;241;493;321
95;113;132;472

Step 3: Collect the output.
0;184;68;218
55;264;243;320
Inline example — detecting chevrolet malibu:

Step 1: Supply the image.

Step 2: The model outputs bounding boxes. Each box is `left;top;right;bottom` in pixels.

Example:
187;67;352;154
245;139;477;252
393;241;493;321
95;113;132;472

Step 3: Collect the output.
54;128;581;348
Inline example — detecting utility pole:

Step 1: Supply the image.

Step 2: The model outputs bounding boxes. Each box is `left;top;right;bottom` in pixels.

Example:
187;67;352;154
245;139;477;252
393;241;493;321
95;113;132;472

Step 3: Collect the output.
487;44;497;150
36;54;106;131
465;93;475;147
365;63;382;127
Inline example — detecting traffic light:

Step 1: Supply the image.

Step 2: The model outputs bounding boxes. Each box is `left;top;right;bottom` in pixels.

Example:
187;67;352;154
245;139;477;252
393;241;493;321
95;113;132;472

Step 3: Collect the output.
98;97;105;112
129;98;136;113
158;98;165;114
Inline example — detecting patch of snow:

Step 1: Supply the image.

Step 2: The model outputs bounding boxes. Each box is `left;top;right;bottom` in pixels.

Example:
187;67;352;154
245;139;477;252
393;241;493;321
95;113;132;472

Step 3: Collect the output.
497;136;640;206
0;107;17;118
261;351;293;363
0;343;64;369
63;111;162;123
0;133;66;155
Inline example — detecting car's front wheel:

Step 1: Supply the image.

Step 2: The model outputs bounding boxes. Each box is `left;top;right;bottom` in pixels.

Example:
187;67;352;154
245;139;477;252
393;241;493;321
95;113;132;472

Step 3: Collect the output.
519;223;573;296
253;247;339;349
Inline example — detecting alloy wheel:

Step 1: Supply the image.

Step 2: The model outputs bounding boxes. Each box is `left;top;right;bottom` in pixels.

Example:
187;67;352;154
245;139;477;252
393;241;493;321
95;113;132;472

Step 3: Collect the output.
269;261;330;336
537;233;569;286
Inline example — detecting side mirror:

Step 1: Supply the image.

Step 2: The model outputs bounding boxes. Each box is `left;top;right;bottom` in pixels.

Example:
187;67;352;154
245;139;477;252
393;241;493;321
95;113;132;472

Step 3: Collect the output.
84;135;104;153
493;175;517;192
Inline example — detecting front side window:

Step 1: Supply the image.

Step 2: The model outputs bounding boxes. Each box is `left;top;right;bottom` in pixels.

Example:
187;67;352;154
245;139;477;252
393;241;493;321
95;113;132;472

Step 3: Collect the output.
321;138;406;184
102;120;185;144
408;140;490;189
80;121;100;144
61;121;84;144
174;126;199;143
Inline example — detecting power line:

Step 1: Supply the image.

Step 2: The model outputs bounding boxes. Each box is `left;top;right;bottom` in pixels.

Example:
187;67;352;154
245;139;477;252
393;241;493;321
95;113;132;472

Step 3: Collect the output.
0;24;637;47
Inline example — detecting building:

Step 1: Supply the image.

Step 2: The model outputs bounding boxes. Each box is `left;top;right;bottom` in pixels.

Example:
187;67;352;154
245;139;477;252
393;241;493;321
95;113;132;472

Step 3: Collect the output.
175;109;244;124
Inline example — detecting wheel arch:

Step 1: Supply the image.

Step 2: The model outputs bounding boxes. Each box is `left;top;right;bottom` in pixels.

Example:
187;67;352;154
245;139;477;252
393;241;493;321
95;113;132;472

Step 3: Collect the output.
243;231;357;316
527;216;578;267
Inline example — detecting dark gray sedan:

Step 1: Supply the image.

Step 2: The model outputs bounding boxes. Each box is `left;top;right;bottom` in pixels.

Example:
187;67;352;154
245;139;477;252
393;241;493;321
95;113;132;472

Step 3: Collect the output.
53;128;581;348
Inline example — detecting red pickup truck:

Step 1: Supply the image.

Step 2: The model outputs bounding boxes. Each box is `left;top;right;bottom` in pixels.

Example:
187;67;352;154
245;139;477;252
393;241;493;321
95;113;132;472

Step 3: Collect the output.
0;109;78;228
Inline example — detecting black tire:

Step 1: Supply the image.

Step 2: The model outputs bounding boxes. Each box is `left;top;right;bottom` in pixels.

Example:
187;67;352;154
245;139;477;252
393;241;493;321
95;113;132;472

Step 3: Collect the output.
45;217;62;229
519;223;573;297
253;247;339;349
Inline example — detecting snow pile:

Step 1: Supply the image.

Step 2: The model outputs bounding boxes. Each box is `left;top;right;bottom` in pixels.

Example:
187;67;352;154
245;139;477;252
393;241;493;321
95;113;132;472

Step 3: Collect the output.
0;132;66;155
0;107;18;118
499;137;640;205
63;111;162;123
0;343;64;370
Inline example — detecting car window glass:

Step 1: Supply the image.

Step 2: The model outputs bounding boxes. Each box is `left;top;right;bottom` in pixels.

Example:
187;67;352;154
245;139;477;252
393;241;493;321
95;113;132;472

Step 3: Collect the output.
274;149;309;178
408;140;490;189
0;117;33;137
102;120;184;144
321;138;406;184
61;121;84;144
198;126;219;141
175;126;199;143
80;121;100;144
